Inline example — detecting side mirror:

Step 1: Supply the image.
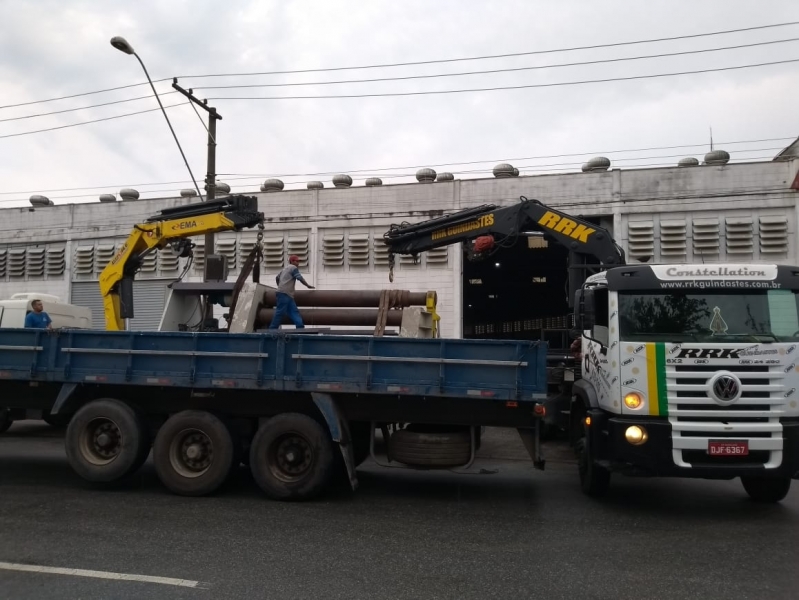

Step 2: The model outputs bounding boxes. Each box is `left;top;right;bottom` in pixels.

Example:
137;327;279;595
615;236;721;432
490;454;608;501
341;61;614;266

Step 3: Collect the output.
575;288;596;331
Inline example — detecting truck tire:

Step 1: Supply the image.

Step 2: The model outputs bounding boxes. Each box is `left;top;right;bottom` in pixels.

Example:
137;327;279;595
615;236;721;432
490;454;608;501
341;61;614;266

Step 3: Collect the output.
389;428;471;468
249;413;336;501
576;430;610;497
0;408;12;434
741;476;791;503
65;399;149;483
153;411;236;497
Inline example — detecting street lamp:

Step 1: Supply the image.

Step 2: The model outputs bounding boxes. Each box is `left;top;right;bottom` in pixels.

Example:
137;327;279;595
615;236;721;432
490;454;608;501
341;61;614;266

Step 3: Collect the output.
109;36;202;198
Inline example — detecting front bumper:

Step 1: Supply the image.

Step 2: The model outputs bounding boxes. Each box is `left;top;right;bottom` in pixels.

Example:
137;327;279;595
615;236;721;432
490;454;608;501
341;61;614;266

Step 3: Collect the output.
593;413;799;480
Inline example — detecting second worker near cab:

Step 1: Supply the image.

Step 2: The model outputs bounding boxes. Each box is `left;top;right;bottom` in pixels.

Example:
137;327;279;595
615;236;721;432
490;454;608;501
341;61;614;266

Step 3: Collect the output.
268;255;315;330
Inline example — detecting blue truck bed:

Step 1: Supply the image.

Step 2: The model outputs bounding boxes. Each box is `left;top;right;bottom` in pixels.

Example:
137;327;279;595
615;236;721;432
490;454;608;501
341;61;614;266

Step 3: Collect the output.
0;329;547;401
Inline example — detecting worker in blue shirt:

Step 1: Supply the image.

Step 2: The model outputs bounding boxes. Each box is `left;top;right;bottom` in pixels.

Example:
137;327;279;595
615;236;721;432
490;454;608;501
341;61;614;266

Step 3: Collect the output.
25;299;52;329
268;255;314;329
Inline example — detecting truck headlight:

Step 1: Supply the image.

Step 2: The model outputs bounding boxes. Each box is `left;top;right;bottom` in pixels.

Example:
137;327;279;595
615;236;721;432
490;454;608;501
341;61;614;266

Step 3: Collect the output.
625;425;648;445
624;392;643;410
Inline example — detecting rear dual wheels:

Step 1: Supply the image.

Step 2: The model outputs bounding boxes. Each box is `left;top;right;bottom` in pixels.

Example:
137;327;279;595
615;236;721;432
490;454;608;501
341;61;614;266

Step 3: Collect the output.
65;399;150;483
153;411;239;497
249;413;336;501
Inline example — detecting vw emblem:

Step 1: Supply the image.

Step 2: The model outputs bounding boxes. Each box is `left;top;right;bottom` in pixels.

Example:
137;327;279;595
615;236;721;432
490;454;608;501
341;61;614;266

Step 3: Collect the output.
709;372;742;405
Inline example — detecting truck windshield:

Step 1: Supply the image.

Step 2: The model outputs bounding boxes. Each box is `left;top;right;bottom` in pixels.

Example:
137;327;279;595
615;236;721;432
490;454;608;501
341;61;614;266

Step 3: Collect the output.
618;289;799;342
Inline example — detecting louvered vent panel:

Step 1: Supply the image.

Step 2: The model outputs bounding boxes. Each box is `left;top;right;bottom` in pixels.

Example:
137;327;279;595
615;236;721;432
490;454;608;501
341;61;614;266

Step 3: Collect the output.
95;244;116;274
659;220;687;259
263;237;285;270
627;221;654;260
216;238;237;270
426;247;449;266
322;234;344;267
348;234;370;267
74;245;94;275
0;249;6;278
693;218;720;257
46;247;66;276
373;238;390;266
287;235;309;267
759;216;789;254
159;246;180;272
193;241;206;272
725;217;754;255
8;248;26;278
238;235;256;267
140;251;157;273
26;247;45;277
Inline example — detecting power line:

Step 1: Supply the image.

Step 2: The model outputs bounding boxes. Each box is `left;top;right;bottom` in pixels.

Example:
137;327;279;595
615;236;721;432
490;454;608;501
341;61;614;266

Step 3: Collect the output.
192;37;799;91
0;137;792;197
0;103;185;140
4;20;798;112
207;58;799;101
0;78;172;111
0;92;178;124
0;151;784;205
178;21;799;79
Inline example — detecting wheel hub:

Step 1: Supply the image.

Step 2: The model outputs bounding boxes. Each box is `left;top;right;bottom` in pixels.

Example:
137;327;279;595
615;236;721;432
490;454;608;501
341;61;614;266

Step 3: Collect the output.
169;429;214;478
79;418;123;465
270;435;314;480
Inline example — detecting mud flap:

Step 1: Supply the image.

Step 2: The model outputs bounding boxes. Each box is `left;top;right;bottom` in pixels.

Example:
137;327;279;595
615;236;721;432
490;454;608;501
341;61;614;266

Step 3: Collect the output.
311;392;358;491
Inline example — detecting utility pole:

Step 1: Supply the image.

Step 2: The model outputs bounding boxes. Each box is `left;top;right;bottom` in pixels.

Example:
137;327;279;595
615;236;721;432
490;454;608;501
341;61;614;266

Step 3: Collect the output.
172;79;222;280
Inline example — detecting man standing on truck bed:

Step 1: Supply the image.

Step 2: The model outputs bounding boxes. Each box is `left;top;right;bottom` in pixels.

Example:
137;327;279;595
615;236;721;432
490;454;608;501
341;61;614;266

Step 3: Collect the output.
268;255;315;329
24;299;52;329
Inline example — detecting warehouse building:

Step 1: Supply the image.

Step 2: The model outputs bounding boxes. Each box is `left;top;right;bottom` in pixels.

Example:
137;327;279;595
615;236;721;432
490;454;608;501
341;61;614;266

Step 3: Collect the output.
1;144;798;343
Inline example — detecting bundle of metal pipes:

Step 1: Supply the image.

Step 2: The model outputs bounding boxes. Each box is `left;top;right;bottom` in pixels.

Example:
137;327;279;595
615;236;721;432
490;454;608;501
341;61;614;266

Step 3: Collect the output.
256;289;437;328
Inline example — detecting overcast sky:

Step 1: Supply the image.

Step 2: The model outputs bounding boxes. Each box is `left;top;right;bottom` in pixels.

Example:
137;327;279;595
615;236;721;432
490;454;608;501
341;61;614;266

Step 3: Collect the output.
0;0;797;208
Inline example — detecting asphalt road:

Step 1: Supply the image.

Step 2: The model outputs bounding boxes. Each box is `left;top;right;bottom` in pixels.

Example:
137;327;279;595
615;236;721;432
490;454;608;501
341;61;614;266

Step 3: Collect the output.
1;423;798;600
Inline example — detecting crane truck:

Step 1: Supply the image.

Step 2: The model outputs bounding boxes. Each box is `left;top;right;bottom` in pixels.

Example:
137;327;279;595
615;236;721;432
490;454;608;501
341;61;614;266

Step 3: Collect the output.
383;196;799;502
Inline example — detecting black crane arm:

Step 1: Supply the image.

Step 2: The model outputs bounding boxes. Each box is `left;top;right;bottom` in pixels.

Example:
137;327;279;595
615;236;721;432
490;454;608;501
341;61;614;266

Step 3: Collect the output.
383;196;625;266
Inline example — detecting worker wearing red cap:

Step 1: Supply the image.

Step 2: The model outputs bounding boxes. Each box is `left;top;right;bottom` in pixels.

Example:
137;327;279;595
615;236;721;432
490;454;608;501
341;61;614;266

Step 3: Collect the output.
269;255;315;329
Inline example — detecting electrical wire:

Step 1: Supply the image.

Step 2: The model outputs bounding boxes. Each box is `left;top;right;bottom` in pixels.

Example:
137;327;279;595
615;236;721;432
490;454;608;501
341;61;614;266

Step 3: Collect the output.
4;20;797;111
191;37;799;91
178;21;799;79
206;58;799;101
0;103;185;140
0;149;784;205
0;136;791;197
0;92;179;124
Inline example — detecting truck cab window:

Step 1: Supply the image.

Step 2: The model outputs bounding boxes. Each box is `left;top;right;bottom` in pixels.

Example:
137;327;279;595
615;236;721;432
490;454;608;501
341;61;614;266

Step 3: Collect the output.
592;287;609;347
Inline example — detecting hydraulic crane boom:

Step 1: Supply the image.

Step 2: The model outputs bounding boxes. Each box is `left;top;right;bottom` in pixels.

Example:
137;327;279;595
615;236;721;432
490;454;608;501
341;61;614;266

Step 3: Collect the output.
383;195;625;302
99;195;264;331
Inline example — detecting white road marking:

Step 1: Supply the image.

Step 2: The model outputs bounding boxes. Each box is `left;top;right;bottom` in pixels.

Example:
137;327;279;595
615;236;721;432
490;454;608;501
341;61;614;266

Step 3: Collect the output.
0;561;209;589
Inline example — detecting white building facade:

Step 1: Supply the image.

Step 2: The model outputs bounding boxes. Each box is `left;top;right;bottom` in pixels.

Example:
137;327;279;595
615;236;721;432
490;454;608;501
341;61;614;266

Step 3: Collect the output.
1;155;798;336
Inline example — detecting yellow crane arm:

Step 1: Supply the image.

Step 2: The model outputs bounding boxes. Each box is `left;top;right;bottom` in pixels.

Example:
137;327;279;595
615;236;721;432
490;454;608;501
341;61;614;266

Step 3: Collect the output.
98;196;263;331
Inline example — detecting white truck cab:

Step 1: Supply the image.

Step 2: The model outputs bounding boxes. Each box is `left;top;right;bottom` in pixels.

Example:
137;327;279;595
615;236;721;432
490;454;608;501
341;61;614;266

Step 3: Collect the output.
0;293;92;329
572;263;799;503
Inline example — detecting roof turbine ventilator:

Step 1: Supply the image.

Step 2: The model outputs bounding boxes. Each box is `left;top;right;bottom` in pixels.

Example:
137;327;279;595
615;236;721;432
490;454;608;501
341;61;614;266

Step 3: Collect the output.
262;178;284;192
332;174;353;188
704;150;730;165
581;157;611;172
99;194;117;203
492;163;515;178
678;157;699;167
416;168;437;183
29;194;54;207
119;188;140;201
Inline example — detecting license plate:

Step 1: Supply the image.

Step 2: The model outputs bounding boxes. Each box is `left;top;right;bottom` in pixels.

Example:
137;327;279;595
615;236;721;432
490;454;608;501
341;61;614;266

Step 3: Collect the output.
708;440;749;456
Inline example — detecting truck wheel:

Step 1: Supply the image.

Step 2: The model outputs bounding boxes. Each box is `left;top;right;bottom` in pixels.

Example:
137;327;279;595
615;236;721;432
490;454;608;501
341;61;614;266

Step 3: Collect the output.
153;411;236;497
65;399;149;483
576;431;610;497
741;477;791;503
389;427;471;468
249;413;336;501
0;408;12;434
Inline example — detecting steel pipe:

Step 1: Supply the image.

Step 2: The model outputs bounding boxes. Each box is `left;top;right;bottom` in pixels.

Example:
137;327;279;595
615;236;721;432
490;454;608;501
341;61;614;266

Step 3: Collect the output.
261;289;434;308
257;308;404;327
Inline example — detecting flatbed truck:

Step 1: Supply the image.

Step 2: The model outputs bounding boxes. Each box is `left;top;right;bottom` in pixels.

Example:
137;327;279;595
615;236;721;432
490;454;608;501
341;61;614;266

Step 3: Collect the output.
0;328;547;499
